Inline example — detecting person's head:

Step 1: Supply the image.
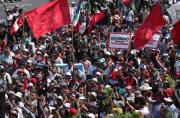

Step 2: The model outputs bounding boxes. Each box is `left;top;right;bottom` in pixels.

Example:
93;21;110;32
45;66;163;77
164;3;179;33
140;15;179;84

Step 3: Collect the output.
57;95;64;105
126;86;132;94
163;97;173;106
135;97;146;109
4;47;11;56
154;88;164;102
50;66;57;74
13;4;19;11
0;66;5;76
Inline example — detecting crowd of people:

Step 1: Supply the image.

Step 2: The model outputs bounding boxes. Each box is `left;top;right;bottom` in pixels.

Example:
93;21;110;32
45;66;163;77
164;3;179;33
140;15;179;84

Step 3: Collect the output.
0;0;180;118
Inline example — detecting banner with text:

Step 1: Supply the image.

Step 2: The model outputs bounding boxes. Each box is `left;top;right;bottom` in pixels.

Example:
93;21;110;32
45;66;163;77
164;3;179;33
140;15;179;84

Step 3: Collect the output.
109;33;131;49
144;34;160;48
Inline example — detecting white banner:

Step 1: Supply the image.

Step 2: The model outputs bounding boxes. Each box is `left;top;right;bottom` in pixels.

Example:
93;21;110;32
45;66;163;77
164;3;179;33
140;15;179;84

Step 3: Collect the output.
79;22;86;34
109;32;131;49
167;1;180;24
144;34;160;49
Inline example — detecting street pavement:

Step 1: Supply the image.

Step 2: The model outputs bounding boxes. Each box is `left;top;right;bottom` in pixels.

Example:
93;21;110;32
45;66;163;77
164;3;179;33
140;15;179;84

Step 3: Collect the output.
0;0;77;21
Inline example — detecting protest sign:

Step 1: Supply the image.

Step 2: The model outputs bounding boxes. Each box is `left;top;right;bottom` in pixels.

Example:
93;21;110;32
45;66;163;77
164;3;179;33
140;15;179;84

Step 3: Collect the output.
144;34;160;49
109;32;131;49
55;63;85;72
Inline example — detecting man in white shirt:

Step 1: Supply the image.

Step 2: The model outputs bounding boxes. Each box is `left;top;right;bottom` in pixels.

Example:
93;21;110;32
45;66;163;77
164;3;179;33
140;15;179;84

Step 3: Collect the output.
125;8;134;30
175;51;180;77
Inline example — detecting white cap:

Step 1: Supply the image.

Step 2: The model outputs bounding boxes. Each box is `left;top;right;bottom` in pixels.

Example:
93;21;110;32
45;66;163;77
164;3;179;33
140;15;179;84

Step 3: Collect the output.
79;95;86;100
105;85;111;88
127;96;135;103
28;82;33;87
15;92;22;98
164;97;173;102
140;83;152;91
57;95;63;100
87;113;95;118
90;92;97;97
66;72;72;76
96;72;102;76
131;49;139;55
64;103;71;108
92;78;97;82
27;59;33;63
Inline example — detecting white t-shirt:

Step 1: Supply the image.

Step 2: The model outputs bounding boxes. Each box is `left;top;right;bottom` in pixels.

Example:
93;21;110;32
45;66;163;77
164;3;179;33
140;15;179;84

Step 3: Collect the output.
136;106;150;115
7;15;13;21
125;10;134;22
175;60;180;73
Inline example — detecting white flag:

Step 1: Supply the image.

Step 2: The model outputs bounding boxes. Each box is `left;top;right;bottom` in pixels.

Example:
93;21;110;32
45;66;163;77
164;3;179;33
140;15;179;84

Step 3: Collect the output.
167;1;180;24
79;22;86;34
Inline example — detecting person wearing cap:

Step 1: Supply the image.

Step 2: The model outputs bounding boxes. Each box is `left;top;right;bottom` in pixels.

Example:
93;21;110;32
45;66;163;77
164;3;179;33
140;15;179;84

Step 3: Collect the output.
175;51;180;78
151;88;165;118
0;47;14;65
125;69;137;87
47;65;61;86
163;97;179;118
88;92;98;113
56;95;65;111
134;96;150;117
0;65;8;118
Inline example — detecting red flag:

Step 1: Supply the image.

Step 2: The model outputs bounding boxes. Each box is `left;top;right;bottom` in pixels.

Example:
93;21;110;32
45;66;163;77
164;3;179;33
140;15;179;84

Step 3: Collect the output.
88;12;106;33
134;3;166;49
25;0;70;39
171;20;180;44
74;21;81;32
10;14;24;35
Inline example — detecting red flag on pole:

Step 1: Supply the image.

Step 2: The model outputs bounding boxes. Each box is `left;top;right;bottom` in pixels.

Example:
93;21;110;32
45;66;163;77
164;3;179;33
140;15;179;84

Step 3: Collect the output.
171;20;180;44
10;14;24;35
134;2;166;49
25;0;70;39
87;12;106;33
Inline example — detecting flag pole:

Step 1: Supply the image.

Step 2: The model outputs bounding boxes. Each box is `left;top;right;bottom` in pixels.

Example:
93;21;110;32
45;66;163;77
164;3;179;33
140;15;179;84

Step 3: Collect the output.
71;24;75;64
22;10;25;41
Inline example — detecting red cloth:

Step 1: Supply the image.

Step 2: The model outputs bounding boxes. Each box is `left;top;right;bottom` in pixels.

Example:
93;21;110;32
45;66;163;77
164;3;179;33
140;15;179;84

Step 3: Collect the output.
0;39;7;48
10;14;24;35
126;76;136;86
111;71;117;80
69;108;77;115
88;12;106;33
134;3;166;49
123;0;131;6
74;21;81;32
24;77;29;90
165;87;174;97
171;20;180;44
25;0;70;39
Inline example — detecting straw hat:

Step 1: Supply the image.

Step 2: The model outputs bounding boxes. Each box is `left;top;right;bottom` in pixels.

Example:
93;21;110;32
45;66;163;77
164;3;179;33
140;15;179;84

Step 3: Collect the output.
90;92;97;98
163;97;173;102
15;92;22;98
140;83;152;91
